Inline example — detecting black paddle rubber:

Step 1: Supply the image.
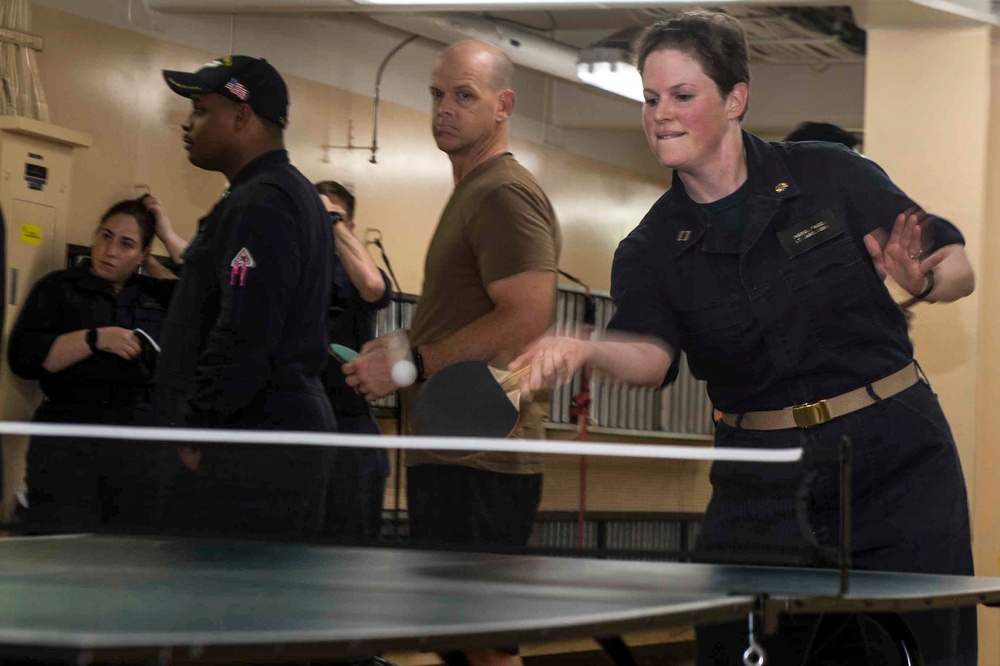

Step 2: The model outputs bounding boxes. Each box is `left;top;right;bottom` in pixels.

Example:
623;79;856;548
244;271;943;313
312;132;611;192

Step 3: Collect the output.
411;361;520;456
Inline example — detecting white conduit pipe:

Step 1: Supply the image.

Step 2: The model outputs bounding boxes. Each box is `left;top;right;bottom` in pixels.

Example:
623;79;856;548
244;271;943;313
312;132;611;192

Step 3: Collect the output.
369;12;580;83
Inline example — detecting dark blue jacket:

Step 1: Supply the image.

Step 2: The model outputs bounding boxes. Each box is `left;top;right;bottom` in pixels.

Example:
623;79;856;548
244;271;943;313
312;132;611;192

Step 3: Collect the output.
155;150;335;429
8;262;173;412
608;131;964;413
324;258;392;418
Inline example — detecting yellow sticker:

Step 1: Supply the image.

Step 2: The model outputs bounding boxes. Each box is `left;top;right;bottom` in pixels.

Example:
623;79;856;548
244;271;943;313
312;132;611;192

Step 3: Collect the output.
20;224;42;245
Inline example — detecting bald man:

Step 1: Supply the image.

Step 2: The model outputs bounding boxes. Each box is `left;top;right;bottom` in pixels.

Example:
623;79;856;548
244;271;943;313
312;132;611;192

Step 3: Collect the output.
344;40;561;665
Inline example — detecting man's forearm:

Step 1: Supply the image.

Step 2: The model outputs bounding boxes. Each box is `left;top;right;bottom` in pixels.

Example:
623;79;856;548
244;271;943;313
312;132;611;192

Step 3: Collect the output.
418;306;550;376
334;224;386;303
160;229;189;265
143;255;179;280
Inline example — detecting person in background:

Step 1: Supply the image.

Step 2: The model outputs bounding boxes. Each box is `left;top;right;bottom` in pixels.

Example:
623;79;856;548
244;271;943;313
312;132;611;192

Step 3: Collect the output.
512;12;975;666
141;194;188;272
157;55;336;537
784;120;859;151
315;180;393;541
7;198;176;530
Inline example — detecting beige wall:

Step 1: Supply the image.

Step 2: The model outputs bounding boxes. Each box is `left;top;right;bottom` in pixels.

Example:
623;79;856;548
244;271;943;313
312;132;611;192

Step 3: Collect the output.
864;27;988;488
976;39;1000;666
1;5;667;508
25;6;997;508
17;15;1000;662
32;5;663;294
865;26;995;664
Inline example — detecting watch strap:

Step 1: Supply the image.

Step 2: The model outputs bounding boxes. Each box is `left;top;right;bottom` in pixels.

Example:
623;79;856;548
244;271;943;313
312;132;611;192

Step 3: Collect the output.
411;346;426;382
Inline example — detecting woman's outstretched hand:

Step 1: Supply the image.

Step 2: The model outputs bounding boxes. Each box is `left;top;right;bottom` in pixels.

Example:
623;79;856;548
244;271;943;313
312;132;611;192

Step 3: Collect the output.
508;334;593;402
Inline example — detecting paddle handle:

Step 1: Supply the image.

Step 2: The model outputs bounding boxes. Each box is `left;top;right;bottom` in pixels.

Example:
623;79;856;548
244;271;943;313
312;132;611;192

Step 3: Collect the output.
497;365;532;391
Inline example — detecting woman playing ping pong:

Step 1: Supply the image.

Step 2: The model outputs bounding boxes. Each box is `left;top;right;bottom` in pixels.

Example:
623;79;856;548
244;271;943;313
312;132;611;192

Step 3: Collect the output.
511;11;976;666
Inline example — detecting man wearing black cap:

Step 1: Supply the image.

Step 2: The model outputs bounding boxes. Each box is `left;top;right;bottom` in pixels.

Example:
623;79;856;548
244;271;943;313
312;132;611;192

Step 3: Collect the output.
157;56;337;537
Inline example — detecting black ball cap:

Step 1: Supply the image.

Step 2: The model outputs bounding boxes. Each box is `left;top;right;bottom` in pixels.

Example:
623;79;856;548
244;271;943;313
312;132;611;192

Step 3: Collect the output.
163;55;288;129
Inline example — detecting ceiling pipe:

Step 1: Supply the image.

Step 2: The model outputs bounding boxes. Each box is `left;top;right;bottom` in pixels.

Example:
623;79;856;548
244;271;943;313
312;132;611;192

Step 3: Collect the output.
368;12;580;84
145;1;653;107
323;34;421;163
145;0;584;86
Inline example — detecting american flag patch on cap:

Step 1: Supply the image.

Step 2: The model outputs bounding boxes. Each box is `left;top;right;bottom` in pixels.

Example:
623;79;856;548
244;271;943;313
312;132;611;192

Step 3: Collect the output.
224;78;249;101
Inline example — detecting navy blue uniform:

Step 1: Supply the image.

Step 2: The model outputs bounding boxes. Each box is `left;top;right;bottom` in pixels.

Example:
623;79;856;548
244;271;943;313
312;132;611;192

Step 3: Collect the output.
7;262;175;529
609;132;974;666
322;257;392;539
155;150;336;537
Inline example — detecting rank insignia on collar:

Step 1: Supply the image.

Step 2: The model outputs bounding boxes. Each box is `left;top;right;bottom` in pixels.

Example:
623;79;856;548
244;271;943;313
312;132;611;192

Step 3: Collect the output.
775;182;789;193
230;247;256;287
677;230;692;242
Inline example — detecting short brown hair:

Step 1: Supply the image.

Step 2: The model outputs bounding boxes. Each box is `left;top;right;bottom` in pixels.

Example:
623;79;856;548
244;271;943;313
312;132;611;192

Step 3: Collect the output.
315;180;355;220
632;11;751;120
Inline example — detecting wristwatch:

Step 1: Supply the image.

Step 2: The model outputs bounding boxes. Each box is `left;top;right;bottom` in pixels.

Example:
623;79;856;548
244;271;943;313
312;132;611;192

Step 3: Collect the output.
411;346;426;382
86;328;99;353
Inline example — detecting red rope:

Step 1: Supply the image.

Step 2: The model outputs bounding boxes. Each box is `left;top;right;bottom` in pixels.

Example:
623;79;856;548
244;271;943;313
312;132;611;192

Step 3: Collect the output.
568;288;593;550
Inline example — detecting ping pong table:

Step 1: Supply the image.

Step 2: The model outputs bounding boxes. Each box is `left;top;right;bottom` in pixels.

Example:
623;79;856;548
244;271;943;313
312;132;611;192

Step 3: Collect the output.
1;534;999;666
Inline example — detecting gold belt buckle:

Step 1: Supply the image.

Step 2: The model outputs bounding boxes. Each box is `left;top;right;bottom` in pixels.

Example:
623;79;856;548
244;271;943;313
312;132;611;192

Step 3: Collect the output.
792;399;832;428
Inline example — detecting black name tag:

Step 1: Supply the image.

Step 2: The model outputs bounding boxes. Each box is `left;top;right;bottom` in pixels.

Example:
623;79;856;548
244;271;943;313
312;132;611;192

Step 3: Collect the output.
776;208;845;257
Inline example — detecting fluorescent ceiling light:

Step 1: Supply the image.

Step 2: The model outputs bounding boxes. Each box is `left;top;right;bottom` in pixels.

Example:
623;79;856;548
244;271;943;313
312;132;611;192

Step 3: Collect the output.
576;61;643;102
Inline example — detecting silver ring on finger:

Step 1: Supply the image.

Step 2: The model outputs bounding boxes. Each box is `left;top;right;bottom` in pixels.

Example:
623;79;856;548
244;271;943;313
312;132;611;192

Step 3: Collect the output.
908;249;925;260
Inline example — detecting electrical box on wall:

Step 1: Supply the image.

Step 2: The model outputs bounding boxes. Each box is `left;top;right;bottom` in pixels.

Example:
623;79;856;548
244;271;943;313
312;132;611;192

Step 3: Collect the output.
0;116;91;520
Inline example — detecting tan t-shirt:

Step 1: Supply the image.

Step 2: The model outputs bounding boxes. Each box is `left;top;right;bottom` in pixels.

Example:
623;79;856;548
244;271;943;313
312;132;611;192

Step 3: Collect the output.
405;153;561;474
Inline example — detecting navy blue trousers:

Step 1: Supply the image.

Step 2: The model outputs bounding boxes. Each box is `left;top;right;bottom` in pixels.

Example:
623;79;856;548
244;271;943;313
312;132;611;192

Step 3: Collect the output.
695;382;975;666
323;412;388;540
159;390;336;538
26;400;165;531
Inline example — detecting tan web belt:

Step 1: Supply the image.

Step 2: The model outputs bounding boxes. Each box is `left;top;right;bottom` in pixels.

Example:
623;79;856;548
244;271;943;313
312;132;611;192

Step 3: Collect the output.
718;362;920;430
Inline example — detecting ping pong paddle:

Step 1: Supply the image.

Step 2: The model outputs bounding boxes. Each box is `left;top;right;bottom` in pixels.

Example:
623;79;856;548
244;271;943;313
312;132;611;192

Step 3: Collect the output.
410;361;531;455
329;343;360;363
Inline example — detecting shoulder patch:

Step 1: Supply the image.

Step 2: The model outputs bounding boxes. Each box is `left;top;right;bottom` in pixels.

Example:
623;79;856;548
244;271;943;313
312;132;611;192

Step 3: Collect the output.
230;247;256;268
230;247;256;287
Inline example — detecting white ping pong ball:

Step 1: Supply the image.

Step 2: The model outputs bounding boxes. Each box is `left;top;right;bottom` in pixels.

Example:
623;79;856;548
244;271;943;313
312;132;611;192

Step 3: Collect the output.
391;359;418;387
